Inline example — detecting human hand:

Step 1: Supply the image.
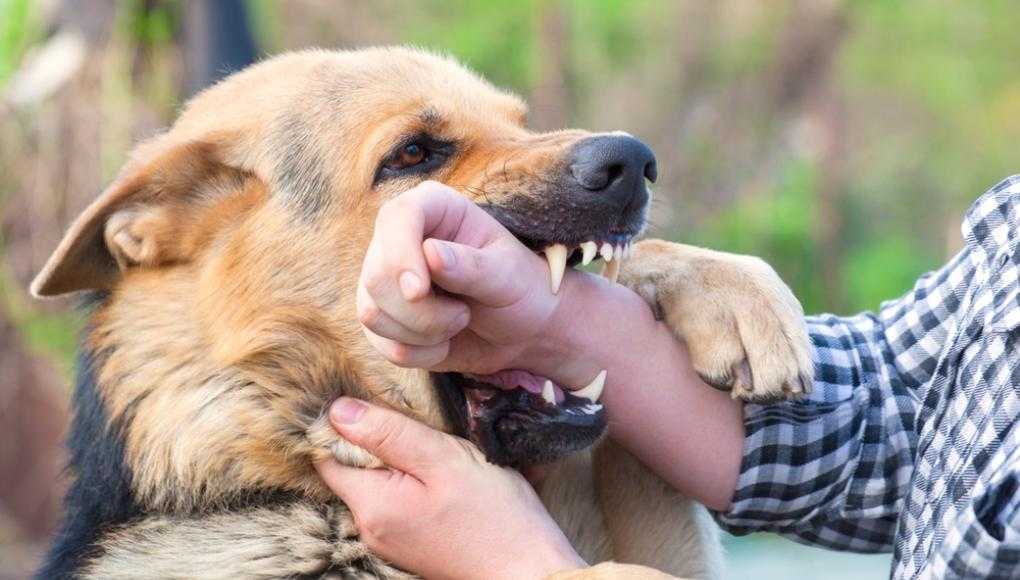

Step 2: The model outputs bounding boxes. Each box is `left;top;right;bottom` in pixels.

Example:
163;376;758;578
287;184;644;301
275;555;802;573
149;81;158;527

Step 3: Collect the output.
358;180;579;377
315;397;586;580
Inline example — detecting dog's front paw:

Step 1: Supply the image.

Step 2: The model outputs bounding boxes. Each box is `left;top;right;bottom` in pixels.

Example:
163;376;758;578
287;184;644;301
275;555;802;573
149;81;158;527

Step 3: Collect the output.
620;240;813;402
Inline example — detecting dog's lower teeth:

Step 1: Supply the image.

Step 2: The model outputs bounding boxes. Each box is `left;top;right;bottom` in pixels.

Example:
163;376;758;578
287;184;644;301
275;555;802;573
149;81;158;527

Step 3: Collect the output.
573;370;607;402
542;379;557;404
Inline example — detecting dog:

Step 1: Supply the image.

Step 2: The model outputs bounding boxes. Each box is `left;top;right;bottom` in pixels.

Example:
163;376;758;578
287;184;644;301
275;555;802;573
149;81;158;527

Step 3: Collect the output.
31;47;812;579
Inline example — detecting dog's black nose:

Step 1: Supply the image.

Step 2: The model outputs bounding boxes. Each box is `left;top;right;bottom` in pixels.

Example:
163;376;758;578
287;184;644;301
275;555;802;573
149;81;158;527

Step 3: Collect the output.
569;134;657;208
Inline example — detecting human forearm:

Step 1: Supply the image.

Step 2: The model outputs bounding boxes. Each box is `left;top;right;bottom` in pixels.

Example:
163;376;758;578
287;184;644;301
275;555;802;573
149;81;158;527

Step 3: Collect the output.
528;270;744;511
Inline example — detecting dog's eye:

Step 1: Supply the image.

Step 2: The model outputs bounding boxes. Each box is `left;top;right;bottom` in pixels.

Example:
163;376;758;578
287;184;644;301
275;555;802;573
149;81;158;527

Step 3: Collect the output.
386;142;428;170
376;135;454;184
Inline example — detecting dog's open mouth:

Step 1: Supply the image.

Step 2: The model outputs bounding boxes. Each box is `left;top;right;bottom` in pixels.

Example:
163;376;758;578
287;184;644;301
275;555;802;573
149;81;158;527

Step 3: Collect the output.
436;227;640;467
453;368;607;466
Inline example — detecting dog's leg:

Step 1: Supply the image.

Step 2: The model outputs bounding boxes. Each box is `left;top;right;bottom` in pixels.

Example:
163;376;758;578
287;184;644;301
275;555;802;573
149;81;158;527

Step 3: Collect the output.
619;239;813;403
81;501;412;580
593;439;722;579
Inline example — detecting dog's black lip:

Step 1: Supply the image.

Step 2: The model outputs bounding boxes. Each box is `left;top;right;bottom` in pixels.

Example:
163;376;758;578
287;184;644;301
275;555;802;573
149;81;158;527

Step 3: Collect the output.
477;203;644;251
433;371;607;467
432;372;470;440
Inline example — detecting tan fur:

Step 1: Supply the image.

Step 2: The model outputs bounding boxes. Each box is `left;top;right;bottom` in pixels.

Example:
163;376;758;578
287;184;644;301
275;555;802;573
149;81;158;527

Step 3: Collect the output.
621;239;813;401
548;563;684;580
34;47;811;579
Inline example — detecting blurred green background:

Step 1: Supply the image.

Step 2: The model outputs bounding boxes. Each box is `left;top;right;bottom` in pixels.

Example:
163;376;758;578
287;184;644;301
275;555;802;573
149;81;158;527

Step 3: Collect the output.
1;0;1017;578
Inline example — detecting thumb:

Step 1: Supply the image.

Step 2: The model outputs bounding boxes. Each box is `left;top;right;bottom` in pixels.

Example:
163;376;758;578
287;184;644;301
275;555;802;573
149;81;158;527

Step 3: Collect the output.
424;238;537;307
327;397;454;476
314;459;395;508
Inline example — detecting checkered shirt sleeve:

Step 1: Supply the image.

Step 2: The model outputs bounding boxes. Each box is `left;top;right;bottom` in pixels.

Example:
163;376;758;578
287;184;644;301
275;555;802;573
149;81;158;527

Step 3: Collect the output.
714;215;980;553
716;176;1020;578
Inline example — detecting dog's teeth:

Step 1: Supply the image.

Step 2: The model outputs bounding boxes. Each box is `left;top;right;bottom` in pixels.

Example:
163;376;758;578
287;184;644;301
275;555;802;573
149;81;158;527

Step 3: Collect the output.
625;243;634;258
542;380;557;405
600;242;614;262
544;244;569;294
601;257;621;282
580;241;598;265
573;370;607;402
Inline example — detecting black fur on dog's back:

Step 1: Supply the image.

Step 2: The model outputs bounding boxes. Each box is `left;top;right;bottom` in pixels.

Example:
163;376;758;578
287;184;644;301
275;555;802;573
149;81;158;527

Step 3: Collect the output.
38;341;141;579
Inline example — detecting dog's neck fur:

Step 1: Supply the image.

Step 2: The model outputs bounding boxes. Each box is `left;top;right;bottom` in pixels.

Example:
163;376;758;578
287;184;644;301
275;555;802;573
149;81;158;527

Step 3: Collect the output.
75;197;445;512
82;251;350;514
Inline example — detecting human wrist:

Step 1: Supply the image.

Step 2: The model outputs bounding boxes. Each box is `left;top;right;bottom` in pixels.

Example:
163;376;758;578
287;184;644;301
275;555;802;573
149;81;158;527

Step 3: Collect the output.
499;542;586;580
515;269;654;389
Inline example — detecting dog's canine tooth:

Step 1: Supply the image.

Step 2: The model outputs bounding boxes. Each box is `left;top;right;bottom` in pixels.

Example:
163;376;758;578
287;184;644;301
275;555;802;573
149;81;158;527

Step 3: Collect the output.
544;244;569;294
601;257;622;283
580;241;598;265
573;370;607;402
542;379;557;405
600;242;614;262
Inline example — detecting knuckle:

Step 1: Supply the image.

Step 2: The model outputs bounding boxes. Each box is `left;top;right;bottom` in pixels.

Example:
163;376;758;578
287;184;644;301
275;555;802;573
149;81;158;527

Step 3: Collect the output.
426;342;450;367
357;301;383;329
361;270;388;295
417;310;455;337
386;342;414;366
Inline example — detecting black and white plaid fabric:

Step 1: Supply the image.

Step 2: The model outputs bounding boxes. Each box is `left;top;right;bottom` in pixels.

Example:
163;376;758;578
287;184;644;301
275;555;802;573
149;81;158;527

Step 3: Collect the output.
717;175;1020;578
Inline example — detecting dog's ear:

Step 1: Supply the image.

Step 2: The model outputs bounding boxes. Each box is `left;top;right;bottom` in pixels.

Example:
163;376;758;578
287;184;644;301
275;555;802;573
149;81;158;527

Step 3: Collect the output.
31;138;251;297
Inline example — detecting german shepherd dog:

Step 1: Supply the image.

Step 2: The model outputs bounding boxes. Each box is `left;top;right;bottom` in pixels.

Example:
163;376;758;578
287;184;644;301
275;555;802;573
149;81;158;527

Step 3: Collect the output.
32;48;812;579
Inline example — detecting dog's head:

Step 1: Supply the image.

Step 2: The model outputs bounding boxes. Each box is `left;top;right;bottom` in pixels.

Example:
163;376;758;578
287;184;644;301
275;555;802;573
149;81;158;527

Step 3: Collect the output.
32;48;655;469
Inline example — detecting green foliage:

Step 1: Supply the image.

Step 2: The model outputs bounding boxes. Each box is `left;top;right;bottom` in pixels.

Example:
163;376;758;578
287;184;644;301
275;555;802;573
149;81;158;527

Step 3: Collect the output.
691;158;829;313
399;0;540;92
0;254;81;378
246;0;282;53
841;0;1020;201
0;0;40;85
844;235;932;312
124;0;178;46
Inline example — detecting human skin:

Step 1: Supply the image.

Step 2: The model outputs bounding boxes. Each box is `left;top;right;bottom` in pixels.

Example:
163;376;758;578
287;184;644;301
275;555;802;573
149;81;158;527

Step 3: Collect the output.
315;398;587;580
324;181;745;575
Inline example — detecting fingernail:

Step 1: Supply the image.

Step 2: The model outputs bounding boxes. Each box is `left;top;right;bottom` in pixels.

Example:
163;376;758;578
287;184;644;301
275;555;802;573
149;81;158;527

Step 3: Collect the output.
399;271;423;300
434;241;457;269
331;397;367;424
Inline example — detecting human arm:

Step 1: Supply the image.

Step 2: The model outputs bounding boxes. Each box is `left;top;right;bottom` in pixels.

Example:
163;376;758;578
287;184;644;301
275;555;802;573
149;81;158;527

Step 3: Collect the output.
356;181;746;509
357;180;978;551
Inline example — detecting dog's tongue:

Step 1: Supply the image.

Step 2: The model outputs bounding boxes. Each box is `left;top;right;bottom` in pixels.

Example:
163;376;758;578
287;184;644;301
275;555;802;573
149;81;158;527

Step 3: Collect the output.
464;370;566;404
